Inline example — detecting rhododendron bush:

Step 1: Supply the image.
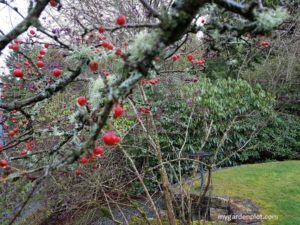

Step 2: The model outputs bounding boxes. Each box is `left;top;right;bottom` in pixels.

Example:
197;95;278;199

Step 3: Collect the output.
0;0;292;224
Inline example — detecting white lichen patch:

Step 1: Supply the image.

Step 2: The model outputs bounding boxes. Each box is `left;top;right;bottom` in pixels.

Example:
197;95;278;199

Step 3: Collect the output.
88;77;106;109
67;45;96;62
127;31;159;63
88;73;118;109
256;7;289;32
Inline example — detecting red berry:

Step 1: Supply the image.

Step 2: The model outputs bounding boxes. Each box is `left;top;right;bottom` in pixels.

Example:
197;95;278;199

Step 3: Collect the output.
113;103;123;118
89;61;98;72
103;131;120;145
52;68;62;77
115;48;122;56
20;150;27;156
98;25;106;33
116;15;126;26
75;168;81;176
29;30;36;35
92;165;98;170
77;96;88;106
79;156;88;164
0;159;8;168
25;140;34;151
50;0;57;7
260;41;270;48
37;55;44;60
44;43;49;48
36;61;45;68
39;49;46;55
102;41;110;48
93;146;104;156
187;53;193;61
13;127;19;133
11;44;19;52
8;130;15;137
107;44;114;50
13;69;23;78
24;60;31;67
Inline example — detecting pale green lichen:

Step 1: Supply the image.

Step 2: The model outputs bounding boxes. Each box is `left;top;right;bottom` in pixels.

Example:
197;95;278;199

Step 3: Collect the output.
67;45;96;62
68;112;77;124
88;76;111;109
52;126;65;136
147;69;158;79
256;7;289;32
89;77;105;109
127;31;159;63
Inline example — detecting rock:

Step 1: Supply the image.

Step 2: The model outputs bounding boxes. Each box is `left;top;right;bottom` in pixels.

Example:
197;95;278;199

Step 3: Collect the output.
229;199;261;224
210;207;230;222
209;196;230;209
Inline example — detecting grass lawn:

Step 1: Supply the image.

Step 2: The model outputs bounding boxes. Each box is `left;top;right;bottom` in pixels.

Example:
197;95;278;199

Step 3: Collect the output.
206;160;300;225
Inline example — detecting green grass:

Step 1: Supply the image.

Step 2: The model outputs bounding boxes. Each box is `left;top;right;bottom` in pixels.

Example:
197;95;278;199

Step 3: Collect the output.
201;161;300;225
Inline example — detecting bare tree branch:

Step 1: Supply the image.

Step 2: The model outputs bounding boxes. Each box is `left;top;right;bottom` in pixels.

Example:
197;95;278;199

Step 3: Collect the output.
139;0;162;19
213;0;258;21
0;0;50;52
0;62;85;110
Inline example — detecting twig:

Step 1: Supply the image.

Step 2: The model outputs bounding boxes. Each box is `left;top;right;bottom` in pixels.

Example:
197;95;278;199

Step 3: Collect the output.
139;0;162;19
0;0;50;52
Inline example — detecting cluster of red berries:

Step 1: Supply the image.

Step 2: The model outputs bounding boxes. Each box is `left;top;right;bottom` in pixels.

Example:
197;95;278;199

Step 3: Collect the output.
24;140;35;151
8;127;19;137
139;107;151;114
75;100;123;175
192;59;206;65
259;34;270;48
98;15;126;34
8;39;22;52
260;41;270;48
172;54;181;61
103;131;121;145
172;53;206;65
140;78;160;85
12;42;60;79
101;41;114;50
96;16;126;56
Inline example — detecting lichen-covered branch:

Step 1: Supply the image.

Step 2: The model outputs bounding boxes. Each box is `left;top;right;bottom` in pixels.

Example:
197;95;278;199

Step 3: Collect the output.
0;0;50;52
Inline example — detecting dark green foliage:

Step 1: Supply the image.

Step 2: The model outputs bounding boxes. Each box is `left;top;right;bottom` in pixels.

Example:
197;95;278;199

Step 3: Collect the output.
242;114;300;162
